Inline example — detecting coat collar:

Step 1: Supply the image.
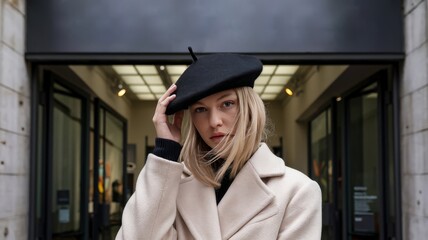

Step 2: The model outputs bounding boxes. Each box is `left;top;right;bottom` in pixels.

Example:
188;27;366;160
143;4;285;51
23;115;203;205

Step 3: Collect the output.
177;143;285;239
247;143;286;178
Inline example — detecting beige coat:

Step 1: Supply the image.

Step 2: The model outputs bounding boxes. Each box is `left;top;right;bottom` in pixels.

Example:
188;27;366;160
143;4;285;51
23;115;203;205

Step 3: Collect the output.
116;143;321;240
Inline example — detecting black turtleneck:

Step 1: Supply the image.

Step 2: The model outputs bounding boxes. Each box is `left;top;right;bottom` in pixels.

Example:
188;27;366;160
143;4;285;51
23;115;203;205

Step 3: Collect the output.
215;169;233;204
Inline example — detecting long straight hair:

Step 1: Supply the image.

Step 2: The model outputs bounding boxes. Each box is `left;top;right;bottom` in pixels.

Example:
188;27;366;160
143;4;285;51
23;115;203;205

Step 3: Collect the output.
179;87;267;188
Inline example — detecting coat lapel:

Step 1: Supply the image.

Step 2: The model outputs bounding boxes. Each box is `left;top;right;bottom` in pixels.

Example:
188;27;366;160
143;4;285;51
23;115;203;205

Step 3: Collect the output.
217;143;285;239
177;169;222;240
177;143;285;240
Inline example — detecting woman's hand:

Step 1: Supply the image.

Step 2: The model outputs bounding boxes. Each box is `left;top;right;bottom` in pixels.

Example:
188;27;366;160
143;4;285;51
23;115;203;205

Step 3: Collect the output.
152;84;184;143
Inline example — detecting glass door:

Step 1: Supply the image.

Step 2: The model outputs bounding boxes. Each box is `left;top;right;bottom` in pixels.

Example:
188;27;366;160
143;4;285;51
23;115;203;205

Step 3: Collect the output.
35;71;89;240
344;70;397;239
309;69;399;240
309;108;336;239
51;83;88;239
92;99;127;240
346;83;381;239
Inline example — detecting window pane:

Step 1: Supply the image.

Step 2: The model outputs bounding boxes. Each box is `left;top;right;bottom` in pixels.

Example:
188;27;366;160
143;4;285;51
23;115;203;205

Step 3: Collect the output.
310;109;334;240
348;90;379;235
52;91;82;234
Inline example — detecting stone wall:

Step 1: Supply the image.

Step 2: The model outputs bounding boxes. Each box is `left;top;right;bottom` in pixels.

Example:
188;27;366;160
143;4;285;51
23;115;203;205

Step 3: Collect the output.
402;0;428;238
0;0;29;239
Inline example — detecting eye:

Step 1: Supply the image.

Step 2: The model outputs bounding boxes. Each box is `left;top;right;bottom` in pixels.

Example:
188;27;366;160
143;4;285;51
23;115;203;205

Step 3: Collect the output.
222;101;235;108
194;107;207;113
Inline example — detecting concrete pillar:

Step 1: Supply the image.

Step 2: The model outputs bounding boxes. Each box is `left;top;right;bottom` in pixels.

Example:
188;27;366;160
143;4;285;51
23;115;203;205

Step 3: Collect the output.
402;0;428;239
0;0;30;239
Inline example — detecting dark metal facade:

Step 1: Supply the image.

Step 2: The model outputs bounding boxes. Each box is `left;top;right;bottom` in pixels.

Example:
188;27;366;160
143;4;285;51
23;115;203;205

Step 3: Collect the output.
26;0;403;60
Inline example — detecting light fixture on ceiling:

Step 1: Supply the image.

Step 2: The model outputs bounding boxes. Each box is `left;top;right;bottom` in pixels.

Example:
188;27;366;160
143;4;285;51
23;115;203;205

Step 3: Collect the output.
284;78;303;97
111;78;127;97
117;83;127;97
285;87;303;97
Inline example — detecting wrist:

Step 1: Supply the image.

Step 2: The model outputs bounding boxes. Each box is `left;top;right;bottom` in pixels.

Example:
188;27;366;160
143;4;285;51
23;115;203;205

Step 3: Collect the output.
152;138;182;162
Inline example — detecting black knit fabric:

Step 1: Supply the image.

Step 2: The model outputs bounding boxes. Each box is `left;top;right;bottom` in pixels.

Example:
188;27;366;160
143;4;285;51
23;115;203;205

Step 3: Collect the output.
215;169;233;205
152;138;182;162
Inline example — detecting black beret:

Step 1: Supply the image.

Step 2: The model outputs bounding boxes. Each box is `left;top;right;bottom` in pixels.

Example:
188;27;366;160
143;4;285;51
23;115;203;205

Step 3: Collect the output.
165;53;263;115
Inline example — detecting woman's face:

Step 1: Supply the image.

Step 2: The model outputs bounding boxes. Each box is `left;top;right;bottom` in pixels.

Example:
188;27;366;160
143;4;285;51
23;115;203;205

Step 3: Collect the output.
190;89;239;149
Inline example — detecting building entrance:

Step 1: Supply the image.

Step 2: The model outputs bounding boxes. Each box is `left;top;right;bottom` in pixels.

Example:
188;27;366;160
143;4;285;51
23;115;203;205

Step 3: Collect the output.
30;64;401;240
309;69;398;240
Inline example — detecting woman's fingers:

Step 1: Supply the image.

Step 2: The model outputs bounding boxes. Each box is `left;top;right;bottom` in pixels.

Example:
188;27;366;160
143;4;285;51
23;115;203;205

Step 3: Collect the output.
152;84;182;142
153;84;177;122
158;84;177;103
158;94;176;111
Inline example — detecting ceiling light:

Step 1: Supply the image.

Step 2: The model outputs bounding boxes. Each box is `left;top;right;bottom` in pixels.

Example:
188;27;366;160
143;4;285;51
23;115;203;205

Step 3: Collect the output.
118;89;126;97
166;65;188;74
261;93;277;100
256;76;270;84
261;65;276;75
170;75;180;83
117;83;126;97
143;75;162;84
113;65;138;74
122;75;144;84
135;65;157;74
137;93;156;100
276;65;299;75
254;86;264;94
264;85;284;93
129;85;150;93
285;88;293;96
270;76;291;85
113;64;301;101
149;85;167;93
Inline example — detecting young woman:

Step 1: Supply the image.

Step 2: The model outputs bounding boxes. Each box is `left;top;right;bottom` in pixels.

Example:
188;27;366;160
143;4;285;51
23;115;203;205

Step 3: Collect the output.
116;51;321;239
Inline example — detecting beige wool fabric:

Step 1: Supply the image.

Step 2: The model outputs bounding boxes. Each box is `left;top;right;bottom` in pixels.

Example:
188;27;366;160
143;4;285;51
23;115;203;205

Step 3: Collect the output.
116;143;322;240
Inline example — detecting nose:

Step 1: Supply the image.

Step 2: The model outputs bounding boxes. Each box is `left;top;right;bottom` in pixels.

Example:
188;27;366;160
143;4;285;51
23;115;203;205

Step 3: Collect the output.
209;109;223;128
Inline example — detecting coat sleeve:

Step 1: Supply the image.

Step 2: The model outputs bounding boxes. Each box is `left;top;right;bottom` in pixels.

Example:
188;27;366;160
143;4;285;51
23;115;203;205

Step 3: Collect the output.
277;180;322;240
116;154;184;240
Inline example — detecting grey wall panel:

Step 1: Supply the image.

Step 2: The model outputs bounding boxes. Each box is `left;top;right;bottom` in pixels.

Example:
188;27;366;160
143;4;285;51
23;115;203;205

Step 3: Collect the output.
27;0;403;57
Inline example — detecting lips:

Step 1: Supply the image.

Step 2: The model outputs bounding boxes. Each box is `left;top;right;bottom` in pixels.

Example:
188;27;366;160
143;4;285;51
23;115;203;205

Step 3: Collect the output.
210;133;225;140
209;133;236;144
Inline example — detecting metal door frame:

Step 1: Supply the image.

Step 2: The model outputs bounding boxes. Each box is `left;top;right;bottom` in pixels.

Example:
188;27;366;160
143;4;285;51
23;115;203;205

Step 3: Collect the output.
30;69;90;239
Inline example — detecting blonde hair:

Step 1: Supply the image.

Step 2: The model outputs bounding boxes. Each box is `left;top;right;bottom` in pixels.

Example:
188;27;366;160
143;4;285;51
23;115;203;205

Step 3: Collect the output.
179;87;267;188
